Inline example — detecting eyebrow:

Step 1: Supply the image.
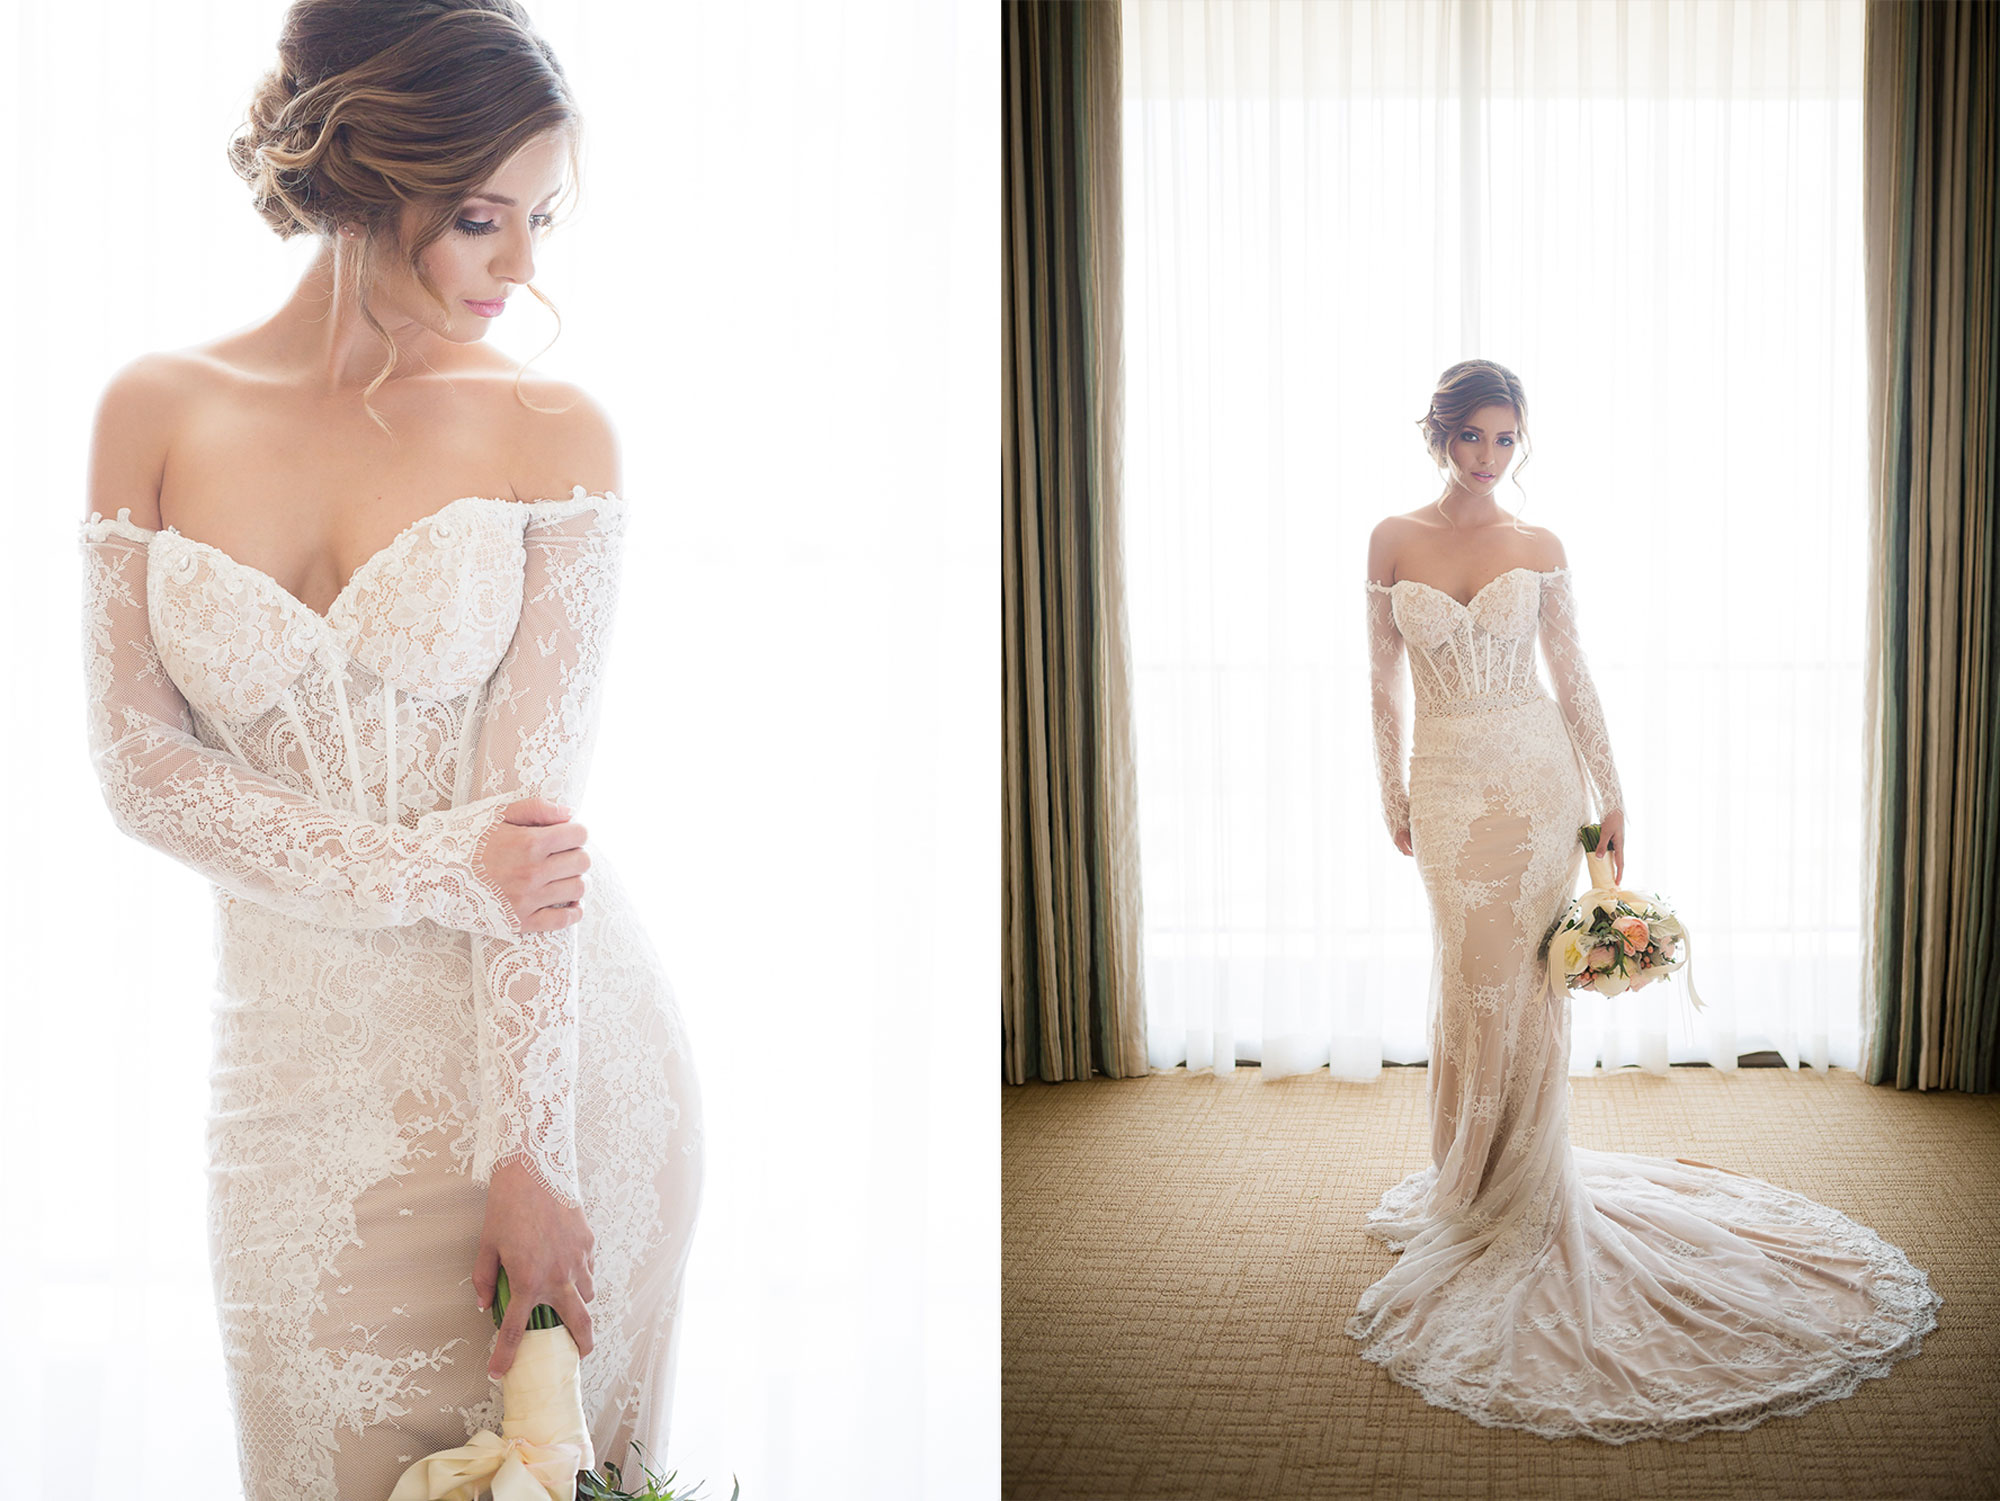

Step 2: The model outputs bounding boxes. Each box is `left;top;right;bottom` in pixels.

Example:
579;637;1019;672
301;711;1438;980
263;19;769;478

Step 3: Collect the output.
1463;423;1517;434
466;188;563;208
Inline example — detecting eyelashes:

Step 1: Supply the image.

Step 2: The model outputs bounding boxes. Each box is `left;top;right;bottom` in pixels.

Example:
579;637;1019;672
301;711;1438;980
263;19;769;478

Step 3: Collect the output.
1460;431;1515;447
455;212;556;237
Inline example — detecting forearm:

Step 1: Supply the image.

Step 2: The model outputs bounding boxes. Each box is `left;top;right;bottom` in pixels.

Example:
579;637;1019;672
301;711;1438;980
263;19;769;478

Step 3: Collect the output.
1370;680;1411;834
1365;585;1411;835
470;926;582;1206
1555;673;1624;820
1538;574;1625;820
94;732;522;933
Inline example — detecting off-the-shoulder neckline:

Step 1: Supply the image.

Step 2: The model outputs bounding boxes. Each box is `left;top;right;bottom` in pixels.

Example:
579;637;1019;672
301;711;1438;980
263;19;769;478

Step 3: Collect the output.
79;486;624;627
82;483;621;540
1366;564;1570;606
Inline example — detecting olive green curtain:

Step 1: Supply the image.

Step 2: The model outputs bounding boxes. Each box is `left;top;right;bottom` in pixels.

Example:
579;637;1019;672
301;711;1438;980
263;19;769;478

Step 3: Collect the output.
1862;0;2000;1092
1002;0;1147;1084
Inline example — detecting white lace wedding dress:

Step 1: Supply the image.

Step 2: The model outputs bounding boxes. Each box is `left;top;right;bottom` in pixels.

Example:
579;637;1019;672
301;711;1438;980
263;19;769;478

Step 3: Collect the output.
1357;565;1939;1442
79;488;702;1498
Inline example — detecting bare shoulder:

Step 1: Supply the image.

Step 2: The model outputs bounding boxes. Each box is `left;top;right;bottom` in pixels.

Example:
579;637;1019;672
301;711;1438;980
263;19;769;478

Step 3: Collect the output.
1366;513;1422;584
504;370;623;504
1514;520;1569;571
84;350;217;530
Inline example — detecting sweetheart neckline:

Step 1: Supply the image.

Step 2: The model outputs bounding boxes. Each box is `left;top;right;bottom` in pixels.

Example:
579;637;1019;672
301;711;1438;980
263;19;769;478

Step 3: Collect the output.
140;487;616;628
1382;565;1569;612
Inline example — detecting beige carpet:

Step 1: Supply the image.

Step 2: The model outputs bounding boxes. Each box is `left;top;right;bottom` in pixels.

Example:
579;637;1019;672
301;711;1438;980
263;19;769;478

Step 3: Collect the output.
1003;1067;2000;1500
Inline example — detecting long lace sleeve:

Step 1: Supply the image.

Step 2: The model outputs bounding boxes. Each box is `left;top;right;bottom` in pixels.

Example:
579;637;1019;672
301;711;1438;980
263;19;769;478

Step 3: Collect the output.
79;510;521;938
1538;568;1625;820
1366;582;1411;839
464;491;629;1208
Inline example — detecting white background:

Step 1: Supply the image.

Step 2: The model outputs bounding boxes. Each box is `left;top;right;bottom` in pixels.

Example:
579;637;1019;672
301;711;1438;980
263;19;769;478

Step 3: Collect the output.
0;1;996;1496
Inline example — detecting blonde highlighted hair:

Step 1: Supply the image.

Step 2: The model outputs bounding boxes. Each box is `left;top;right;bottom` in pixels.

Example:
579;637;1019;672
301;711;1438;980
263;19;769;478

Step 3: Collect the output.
1416;359;1534;533
226;0;582;430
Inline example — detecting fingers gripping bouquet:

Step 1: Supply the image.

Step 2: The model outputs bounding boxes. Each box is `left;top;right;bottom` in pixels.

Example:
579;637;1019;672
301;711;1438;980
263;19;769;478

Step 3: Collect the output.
1541;822;1706;1012
389;1264;593;1501
387;1269;734;1500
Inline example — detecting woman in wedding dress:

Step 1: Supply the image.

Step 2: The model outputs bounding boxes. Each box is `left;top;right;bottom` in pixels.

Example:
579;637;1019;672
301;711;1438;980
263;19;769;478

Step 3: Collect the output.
76;2;700;1493
1354;358;1938;1441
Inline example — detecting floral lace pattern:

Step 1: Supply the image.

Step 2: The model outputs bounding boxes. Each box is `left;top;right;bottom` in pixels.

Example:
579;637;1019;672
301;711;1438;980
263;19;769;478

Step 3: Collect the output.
1351;569;1939;1441
1364;586;1411;838
1367;567;1623;826
1535;570;1624;820
459;499;630;1208
79;489;703;1497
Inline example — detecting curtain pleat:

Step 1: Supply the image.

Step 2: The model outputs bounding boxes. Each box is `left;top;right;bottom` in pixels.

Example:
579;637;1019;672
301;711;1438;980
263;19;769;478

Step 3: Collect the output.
1003;0;1148;1084
1862;0;2000;1092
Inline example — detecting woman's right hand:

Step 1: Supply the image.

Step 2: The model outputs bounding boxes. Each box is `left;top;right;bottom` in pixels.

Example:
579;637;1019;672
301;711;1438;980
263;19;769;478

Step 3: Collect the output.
477;797;591;932
1393;825;1414;857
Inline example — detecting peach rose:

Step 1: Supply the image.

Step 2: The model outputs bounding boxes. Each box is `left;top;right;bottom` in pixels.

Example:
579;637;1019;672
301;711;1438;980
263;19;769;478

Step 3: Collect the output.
1613;914;1649;952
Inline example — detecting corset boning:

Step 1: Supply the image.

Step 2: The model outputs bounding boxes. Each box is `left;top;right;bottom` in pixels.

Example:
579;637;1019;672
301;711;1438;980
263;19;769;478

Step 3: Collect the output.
1404;633;1545;722
186;664;486;835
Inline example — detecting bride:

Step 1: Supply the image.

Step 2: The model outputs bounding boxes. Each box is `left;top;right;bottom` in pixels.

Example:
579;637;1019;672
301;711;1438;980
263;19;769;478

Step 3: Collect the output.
1355;358;1939;1441
76;1;700;1493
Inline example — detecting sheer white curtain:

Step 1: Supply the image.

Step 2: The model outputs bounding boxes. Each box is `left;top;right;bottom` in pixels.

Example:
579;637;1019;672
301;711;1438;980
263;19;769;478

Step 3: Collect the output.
3;2;994;1497
1125;0;1866;1081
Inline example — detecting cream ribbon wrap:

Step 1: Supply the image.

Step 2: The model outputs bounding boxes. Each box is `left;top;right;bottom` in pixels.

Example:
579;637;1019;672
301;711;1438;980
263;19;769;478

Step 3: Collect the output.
387;1325;595;1501
385;1430;580;1501
1551;848;1707;1013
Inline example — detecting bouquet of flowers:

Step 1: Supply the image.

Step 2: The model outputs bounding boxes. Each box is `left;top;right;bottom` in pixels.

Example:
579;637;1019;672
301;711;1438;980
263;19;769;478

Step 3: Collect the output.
1542;822;1706;1011
389;1263;594;1500
388;1266;734;1501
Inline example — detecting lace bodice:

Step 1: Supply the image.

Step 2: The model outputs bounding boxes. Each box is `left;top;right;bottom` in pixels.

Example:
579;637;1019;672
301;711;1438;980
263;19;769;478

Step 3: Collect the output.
1366;566;1624;835
78;485;629;1208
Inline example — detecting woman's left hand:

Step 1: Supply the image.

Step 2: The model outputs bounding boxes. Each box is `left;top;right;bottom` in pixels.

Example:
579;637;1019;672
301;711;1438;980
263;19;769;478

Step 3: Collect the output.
473;1158;597;1378
1599;808;1627;884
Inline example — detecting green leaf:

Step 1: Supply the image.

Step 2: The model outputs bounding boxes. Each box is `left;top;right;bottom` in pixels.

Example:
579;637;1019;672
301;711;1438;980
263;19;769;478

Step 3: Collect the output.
573;1442;734;1499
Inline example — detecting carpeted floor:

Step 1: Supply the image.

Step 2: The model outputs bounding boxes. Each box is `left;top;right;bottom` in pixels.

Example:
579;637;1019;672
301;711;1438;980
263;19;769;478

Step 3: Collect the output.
1003;1067;2000;1500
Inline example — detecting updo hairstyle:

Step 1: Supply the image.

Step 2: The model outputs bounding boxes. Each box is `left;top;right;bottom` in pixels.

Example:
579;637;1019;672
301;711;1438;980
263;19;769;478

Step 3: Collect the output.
226;0;582;427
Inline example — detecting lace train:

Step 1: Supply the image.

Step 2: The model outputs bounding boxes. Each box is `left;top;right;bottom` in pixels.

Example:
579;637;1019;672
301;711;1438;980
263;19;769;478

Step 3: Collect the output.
1350;1149;1940;1442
